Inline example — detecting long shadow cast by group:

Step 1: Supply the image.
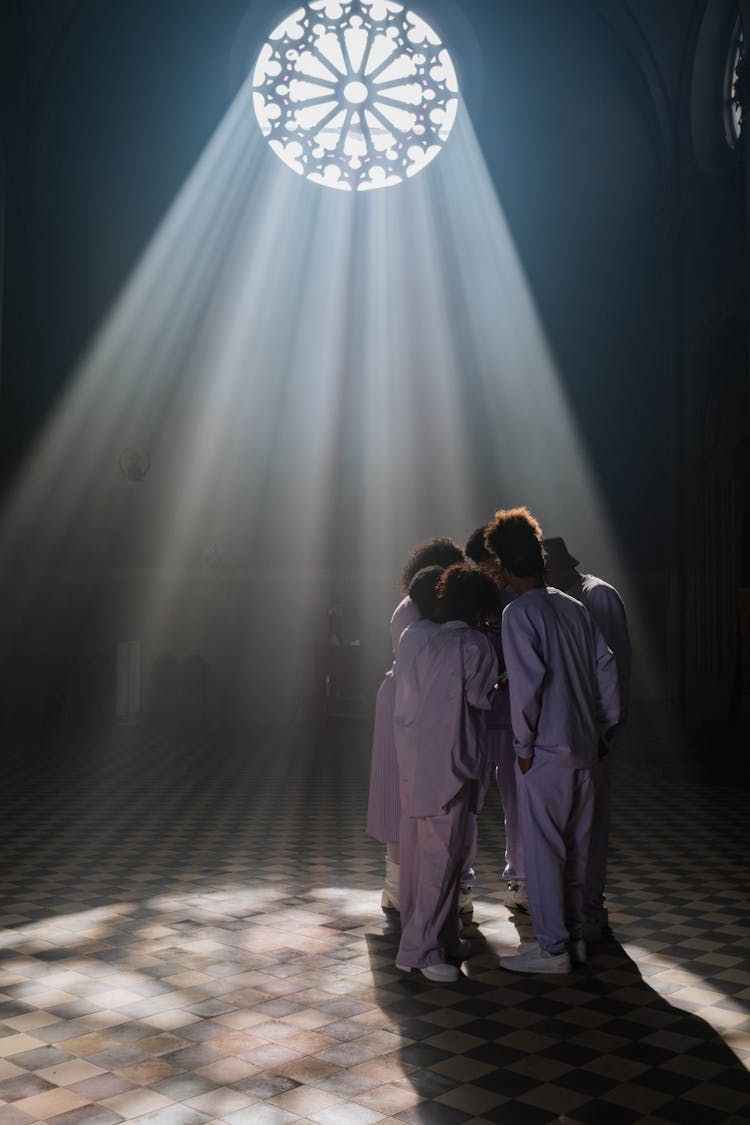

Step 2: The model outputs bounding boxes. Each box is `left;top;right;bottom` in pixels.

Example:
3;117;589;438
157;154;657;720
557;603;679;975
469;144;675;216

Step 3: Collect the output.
365;915;750;1122
1;720;749;1122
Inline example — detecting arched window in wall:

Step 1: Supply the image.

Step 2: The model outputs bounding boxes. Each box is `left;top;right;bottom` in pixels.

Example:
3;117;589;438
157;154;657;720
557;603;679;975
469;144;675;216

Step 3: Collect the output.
691;0;747;171
723;14;744;148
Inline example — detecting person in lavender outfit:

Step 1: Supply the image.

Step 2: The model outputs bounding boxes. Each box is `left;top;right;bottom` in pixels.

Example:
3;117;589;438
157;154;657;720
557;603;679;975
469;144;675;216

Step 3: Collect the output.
485;508;620;974
394;564;500;982
543;536;632;941
366;538;464;912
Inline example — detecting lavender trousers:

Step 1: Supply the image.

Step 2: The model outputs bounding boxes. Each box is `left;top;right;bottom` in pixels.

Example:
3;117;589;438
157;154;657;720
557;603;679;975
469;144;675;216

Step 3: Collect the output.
583;753;611;915
488;727;524;882
517;759;594;954
397;779;468;968
460;771;490;885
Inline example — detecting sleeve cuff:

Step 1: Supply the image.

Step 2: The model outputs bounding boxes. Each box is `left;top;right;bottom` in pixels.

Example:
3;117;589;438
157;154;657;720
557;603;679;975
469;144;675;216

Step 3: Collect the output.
515;747;534;759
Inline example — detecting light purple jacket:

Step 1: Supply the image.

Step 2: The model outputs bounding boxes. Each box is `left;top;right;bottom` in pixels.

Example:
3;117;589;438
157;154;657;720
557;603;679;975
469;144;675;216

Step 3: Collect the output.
394;620;498;817
502;586;620;768
390;595;421;654
566;573;631;721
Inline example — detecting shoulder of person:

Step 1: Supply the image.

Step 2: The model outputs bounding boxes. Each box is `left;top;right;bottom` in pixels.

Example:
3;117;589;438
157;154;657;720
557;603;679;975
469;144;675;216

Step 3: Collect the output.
549;585;586;607
391;594;418;626
464;626;493;649
581;573;622;600
396;616;436;654
549;587;600;629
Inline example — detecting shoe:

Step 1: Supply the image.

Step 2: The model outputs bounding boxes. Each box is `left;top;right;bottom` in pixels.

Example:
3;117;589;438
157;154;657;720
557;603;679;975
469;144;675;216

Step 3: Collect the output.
568;938;586;964
422;962;460;982
380;887;399;912
504;880;529;912
458;884;473;916
381;859;400;912
499;941;572;974
396;961;461;982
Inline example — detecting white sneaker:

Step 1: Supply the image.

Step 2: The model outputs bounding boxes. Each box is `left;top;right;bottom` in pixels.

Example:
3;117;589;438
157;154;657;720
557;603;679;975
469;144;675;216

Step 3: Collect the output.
458;884;473;916
499;941;572;974
421;962;461;982
504;880;529;912
396;962;460;982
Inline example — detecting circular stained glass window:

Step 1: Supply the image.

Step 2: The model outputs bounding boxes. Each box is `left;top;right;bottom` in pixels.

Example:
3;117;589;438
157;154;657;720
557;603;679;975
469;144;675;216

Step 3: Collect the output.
252;0;459;191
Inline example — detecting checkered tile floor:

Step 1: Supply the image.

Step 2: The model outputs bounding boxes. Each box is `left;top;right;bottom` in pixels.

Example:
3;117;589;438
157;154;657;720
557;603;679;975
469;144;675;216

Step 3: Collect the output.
0;711;748;1124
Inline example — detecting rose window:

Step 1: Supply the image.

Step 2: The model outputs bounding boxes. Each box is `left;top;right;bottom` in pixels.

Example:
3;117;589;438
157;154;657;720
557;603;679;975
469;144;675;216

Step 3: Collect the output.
252;0;459;191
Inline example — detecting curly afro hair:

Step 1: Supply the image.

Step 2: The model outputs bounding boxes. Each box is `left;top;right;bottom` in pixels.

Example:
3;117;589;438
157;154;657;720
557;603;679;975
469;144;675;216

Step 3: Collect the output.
436;563;503;626
400;537;464;594
407;566;445;619
484;507;546;578
464;524;493;564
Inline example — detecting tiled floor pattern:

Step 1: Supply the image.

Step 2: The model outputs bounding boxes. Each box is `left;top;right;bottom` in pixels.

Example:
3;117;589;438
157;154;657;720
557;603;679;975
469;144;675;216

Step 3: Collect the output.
0;716;748;1124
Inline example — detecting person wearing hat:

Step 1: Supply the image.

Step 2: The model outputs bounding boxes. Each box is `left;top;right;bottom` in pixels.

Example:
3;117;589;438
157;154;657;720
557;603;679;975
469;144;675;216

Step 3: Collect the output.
543;536;631;941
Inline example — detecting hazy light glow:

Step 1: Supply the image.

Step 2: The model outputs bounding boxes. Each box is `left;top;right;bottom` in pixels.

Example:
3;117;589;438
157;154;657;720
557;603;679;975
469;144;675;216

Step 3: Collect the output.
253;0;458;191
0;51;657;720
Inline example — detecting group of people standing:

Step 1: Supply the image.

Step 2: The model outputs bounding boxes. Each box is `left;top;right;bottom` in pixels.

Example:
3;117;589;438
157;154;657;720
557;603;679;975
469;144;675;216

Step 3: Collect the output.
366;506;631;981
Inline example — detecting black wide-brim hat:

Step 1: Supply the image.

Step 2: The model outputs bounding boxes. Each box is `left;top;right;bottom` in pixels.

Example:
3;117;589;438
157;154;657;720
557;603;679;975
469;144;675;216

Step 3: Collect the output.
542;537;579;571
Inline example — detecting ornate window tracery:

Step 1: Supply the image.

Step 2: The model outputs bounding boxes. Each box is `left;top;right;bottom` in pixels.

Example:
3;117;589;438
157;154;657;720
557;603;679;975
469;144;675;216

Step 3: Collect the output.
723;15;744;148
252;0;459;191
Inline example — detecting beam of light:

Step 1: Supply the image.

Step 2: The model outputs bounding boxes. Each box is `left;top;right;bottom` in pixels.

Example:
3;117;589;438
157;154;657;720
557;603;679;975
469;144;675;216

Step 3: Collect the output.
349;109;660;692
0;60;658;720
0;893;746;1065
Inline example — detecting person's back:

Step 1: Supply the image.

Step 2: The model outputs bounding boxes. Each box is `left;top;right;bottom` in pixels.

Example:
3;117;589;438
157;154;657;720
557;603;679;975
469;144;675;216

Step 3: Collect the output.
502;586;619;769
569;573;631;716
367;544;463;912
394;563;500;983
541;537;631;938
390;595;421;653
541;538;631;719
395;620;496;817
393;616;443;785
485;507;620;974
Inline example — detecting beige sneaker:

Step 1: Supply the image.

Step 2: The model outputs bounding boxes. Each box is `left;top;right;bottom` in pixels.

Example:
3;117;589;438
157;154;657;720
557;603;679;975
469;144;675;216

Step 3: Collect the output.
458;884;473;916
499;942;572;974
504;880;528;912
397;962;460;982
380;886;399;912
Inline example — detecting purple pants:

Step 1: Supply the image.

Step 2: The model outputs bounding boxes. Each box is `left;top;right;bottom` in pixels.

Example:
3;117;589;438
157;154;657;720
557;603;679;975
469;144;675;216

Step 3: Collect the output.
517;759;594;954
397;779;468;968
583;753;611;915
488;727;524;882
460;767;491;884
